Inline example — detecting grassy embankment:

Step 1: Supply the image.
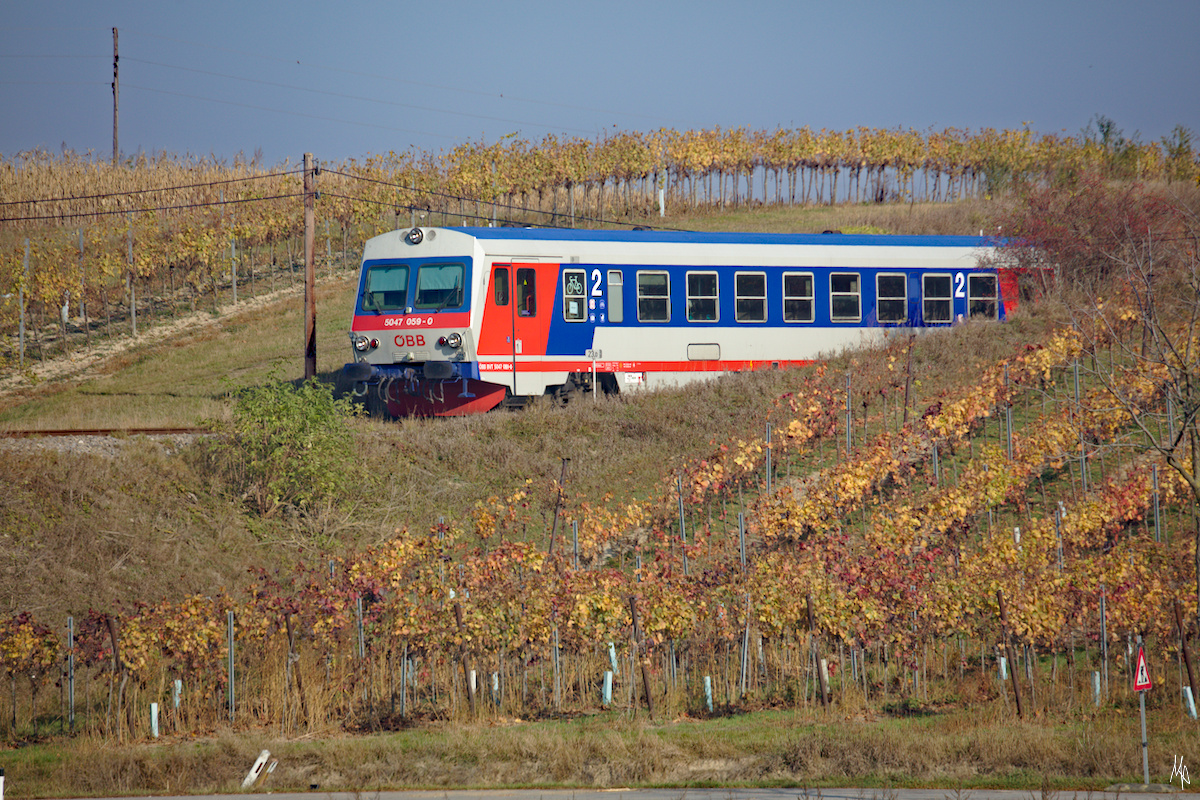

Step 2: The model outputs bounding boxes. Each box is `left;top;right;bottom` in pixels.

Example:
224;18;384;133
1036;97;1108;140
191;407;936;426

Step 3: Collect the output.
1;199;1191;795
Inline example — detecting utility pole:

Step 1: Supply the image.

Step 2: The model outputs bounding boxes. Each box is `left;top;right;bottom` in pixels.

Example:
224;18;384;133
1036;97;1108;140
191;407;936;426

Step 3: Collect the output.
303;153;317;380
112;28;119;165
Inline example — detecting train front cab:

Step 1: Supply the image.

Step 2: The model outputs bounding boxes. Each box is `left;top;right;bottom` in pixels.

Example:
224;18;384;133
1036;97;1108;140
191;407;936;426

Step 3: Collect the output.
343;234;510;417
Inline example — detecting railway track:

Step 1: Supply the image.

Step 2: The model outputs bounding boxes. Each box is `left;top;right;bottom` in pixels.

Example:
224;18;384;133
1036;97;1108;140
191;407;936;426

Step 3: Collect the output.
0;427;210;438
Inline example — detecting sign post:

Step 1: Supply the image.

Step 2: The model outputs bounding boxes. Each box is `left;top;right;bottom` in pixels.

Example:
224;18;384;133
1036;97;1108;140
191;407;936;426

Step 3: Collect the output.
586;348;601;399
1134;644;1153;785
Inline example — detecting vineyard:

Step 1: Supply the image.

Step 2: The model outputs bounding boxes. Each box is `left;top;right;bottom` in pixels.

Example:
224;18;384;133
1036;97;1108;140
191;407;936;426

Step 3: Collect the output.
1;127;1199;790
3;294;1200;748
2;120;1198;369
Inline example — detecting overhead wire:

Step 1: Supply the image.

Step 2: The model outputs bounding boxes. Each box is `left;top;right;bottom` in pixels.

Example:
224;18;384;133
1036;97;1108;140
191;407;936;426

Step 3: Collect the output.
122;30;672;128
122;83;456;140
122;57;604;137
0;192;303;224
0;168;305;208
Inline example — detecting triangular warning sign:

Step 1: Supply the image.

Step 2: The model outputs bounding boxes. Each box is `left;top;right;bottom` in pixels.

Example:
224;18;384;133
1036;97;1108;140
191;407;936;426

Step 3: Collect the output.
1134;646;1153;691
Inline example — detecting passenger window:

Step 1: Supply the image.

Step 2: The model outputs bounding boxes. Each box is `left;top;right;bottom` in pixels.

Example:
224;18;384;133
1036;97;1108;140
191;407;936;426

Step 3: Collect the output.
687;271;719;322
783;272;814;323
516;268;537;316
923;274;952;323
607;270;624;323
877;273;907;324
637;271;670;322
736;272;766;322
830;272;861;322
969;274;997;318
494;267;510;306
563;269;587;321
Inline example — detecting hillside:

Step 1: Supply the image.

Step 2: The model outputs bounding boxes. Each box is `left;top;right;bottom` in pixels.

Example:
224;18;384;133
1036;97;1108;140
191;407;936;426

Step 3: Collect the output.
2;190;1200;795
0;200;1013;617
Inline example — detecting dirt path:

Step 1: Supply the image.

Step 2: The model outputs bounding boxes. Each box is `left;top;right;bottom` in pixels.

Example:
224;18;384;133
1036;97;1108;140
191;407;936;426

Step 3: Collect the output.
0;280;322;403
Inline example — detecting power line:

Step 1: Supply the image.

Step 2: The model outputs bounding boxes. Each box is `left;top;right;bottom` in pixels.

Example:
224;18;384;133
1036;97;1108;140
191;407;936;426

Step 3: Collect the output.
0;168;304;208
122;30;671;127
0;54;107;59
0;192;302;224
122;57;604;137
321;181;677;232
0;81;107;88
122;83;456;141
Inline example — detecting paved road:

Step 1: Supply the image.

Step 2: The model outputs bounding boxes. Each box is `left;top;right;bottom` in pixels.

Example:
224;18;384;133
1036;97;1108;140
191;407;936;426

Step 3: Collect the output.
55;788;1197;800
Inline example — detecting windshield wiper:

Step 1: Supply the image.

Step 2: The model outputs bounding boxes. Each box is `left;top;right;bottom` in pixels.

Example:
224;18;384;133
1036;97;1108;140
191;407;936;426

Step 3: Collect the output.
434;277;461;313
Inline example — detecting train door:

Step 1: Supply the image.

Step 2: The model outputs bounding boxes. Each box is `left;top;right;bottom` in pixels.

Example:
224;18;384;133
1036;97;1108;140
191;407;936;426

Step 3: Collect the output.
479;261;557;395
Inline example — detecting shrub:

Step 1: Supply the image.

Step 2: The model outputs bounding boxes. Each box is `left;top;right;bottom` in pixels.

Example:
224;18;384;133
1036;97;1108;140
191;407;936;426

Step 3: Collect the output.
210;376;363;518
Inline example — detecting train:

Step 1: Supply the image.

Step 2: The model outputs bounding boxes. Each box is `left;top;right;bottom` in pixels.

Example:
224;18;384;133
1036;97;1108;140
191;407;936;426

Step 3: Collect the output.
341;226;1016;416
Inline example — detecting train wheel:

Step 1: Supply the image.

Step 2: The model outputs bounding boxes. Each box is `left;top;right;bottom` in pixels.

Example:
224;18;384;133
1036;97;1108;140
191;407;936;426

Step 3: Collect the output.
598;373;620;396
550;377;579;405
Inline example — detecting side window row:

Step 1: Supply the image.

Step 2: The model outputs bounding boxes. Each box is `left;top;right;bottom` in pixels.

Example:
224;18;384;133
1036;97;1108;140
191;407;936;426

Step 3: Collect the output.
621;270;996;324
498;266;995;324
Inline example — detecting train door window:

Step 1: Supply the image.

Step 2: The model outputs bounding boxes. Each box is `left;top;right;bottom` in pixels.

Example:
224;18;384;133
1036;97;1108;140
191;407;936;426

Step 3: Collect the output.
607;270;624;323
516;268;537;316
877;273;907;324
563;269;587;322
735;272;767;322
783;272;814;323
830;272;861;322
415;262;465;309
363;263;410;312
922;274;952;323
686;271;719;322
968;274;998;318
493;266;510;306
637;271;670;322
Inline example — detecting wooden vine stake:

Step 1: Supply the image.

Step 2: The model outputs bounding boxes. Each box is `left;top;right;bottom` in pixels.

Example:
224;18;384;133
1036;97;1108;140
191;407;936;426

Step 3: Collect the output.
996;590;1024;718
453;602;477;717
627;596;655;718
807;594;829;708
1174;599;1198;709
104;614;133;739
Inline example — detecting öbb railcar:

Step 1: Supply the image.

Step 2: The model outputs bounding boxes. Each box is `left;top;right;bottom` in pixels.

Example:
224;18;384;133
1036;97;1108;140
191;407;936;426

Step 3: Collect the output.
341;227;1013;416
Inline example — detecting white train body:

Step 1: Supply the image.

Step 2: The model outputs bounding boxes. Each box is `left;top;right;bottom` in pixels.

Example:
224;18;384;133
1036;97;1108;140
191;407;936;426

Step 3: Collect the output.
342;227;1011;415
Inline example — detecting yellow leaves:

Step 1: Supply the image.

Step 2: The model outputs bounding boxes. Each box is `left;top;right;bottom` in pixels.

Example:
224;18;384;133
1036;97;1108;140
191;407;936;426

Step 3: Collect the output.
0;614;60;677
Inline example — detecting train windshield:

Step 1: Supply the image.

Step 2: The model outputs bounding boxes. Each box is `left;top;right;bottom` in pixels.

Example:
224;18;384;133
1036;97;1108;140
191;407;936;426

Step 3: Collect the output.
363;263;410;312
415;262;465;310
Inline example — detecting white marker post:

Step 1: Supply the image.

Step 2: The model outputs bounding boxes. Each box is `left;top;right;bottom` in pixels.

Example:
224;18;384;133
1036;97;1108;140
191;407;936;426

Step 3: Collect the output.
242;750;271;789
1133;644;1153;785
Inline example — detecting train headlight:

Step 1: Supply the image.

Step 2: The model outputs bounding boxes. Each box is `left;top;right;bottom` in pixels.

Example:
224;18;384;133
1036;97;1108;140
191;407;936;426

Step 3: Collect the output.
439;332;463;349
353;335;371;352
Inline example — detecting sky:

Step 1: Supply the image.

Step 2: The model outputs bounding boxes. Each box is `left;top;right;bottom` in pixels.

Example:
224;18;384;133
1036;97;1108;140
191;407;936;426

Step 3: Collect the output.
3;0;1198;167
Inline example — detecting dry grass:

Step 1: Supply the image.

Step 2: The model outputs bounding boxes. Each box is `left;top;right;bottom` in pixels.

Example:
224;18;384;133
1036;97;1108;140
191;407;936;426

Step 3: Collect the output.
1;707;1193;797
0;272;357;429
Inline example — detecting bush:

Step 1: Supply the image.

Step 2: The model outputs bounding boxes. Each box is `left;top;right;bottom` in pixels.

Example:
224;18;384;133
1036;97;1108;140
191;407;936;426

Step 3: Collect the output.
210;376;363;518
